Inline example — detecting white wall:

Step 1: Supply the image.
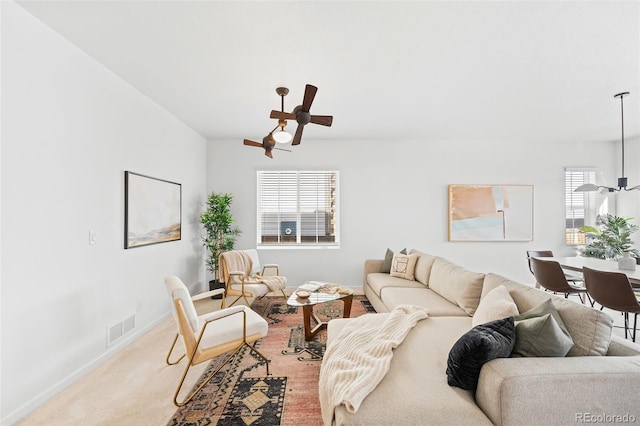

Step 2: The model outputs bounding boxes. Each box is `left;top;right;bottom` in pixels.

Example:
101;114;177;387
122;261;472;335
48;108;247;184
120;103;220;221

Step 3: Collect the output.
0;2;207;422
207;135;639;290
2;0;639;423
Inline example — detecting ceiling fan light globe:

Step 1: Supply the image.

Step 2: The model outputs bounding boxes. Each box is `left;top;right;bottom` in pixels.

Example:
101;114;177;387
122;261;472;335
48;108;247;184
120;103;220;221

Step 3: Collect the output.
273;130;293;144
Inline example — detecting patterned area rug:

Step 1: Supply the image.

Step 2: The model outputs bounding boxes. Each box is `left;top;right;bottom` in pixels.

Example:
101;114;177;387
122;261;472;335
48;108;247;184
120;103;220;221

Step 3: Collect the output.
169;295;375;426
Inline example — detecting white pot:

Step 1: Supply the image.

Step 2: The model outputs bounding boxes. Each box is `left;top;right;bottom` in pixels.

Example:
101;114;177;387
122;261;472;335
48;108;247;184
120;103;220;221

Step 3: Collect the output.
618;252;637;271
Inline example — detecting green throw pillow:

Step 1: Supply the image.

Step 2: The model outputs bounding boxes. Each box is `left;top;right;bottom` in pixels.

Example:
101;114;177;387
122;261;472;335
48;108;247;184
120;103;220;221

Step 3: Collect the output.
381;248;406;273
511;299;574;357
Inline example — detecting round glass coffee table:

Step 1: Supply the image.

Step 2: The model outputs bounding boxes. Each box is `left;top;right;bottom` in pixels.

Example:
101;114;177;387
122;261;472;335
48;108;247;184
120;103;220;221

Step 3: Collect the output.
287;286;353;341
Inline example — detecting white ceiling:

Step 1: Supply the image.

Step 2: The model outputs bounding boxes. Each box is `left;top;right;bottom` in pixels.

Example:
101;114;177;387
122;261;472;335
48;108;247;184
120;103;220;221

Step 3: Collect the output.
15;0;640;145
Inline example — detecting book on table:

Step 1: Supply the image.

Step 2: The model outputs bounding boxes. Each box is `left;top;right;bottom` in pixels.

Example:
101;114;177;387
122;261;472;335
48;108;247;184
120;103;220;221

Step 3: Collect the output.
297;281;337;292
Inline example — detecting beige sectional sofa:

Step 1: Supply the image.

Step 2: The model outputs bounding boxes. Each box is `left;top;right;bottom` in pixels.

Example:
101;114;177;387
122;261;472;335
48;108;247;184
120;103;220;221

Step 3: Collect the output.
323;250;640;426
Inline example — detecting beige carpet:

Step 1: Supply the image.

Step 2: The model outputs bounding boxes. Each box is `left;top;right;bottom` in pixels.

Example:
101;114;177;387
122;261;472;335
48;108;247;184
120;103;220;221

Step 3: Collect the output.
17;295;231;426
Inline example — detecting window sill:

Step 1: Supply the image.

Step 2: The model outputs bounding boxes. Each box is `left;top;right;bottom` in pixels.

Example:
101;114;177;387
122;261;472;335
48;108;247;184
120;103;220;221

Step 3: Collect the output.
257;244;340;250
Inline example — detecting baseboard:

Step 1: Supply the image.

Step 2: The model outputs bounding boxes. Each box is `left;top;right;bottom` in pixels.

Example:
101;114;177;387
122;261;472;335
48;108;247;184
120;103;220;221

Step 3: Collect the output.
1;312;171;425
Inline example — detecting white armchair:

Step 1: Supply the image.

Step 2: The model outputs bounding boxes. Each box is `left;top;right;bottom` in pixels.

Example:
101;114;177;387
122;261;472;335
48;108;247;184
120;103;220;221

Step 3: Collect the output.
220;249;287;307
164;283;225;365
164;275;270;406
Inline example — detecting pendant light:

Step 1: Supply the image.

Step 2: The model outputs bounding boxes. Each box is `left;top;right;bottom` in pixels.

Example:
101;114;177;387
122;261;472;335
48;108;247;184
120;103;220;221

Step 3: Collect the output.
575;92;640;192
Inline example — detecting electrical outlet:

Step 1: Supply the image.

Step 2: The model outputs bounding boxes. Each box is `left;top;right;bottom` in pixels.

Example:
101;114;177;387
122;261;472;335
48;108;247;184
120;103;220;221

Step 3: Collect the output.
89;230;97;245
137;300;143;312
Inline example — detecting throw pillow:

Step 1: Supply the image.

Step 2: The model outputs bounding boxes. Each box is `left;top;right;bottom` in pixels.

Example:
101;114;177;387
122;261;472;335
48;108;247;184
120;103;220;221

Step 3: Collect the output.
389;252;419;281
472;285;520;327
381;248;407;273
446;317;516;391
511;298;574;357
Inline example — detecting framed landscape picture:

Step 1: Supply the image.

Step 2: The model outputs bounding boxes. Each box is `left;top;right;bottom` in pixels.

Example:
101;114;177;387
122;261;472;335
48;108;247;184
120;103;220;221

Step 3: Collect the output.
448;184;533;241
124;171;182;249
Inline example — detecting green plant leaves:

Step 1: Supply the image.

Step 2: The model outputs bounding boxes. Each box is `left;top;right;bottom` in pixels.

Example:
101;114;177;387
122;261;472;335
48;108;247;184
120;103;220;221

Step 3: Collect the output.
579;214;639;260
200;192;241;278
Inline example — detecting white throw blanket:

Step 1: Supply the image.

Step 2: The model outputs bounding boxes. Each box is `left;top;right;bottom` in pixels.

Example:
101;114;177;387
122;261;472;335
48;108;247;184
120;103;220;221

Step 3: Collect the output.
318;304;430;426
250;275;286;292
221;250;286;292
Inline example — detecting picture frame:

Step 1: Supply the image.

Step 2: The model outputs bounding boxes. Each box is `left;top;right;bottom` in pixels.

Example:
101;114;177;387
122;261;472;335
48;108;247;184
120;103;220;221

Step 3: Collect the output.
124;171;182;249
448;184;533;241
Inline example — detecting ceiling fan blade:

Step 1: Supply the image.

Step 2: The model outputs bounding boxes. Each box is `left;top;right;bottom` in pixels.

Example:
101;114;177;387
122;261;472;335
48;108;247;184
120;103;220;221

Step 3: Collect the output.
244;139;263;148
301;84;317;112
265;148;273;159
270;110;296;120
309;115;333;127
273;147;292;152
292;125;304;146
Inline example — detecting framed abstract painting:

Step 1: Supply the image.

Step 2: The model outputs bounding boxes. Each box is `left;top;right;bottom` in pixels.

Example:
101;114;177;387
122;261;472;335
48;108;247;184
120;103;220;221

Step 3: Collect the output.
448;184;533;241
124;171;182;249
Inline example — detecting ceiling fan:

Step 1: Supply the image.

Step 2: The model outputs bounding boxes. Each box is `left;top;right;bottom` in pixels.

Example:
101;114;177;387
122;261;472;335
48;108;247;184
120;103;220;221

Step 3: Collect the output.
269;84;334;145
243;127;292;159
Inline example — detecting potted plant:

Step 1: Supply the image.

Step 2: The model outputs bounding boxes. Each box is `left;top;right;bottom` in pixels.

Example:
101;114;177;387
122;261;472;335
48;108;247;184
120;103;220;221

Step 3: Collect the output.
579;214;639;260
200;192;241;297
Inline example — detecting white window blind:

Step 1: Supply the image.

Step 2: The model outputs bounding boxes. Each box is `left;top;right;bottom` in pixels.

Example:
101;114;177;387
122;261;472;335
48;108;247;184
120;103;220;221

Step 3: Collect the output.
257;171;339;247
565;168;596;245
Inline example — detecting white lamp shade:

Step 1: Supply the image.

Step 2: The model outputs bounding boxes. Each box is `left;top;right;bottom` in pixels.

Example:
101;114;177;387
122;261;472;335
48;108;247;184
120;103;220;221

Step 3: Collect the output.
272;130;292;144
574;183;599;192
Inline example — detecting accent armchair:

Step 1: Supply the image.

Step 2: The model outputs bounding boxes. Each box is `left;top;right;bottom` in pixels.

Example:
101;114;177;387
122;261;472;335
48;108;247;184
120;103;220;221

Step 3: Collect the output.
220;249;287;307
164;283;225;366
164;275;270;406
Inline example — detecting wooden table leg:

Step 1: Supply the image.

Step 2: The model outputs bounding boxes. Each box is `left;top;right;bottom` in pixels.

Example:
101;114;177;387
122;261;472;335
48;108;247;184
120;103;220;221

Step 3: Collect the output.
301;294;354;341
342;294;353;318
302;305;319;341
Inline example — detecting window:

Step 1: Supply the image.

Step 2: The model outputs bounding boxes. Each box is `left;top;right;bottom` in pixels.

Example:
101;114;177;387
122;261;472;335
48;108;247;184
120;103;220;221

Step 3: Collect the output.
565;167;596;245
257;171;339;247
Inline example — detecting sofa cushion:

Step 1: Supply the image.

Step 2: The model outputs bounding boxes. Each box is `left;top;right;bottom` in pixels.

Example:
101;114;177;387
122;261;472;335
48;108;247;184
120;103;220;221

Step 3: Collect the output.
409;249;438;286
512;298;574;357
446;317;516;391
472;284;519;326
429;257;485;316
381;287;469;316
389;251;419;280
367;272;425;298
328;316;493;426
476;356;640;426
381;247;406;273
482;273;613;356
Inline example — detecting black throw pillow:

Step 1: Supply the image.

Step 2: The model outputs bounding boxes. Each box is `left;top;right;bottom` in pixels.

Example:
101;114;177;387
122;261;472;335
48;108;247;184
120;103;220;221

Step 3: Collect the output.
446;317;516;391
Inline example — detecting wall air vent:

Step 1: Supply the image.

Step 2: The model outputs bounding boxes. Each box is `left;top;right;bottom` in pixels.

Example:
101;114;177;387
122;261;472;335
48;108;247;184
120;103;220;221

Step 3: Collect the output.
106;314;136;347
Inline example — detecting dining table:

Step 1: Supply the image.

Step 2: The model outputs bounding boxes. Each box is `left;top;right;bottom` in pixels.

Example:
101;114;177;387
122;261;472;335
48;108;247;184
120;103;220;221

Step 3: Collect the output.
537;256;640;288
